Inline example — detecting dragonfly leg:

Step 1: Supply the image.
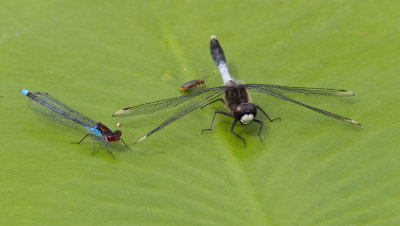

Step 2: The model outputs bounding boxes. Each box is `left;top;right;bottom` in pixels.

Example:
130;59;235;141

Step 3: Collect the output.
201;98;225;109
253;119;264;142
230;119;246;147
103;142;115;159
120;138;131;151
256;105;281;122
202;110;232;132
71;134;91;144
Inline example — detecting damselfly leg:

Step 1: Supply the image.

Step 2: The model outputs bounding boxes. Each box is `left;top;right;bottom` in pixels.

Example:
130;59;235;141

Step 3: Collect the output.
71;133;94;144
102;141;115;159
90;138;115;159
72;134;115;159
120;139;131;151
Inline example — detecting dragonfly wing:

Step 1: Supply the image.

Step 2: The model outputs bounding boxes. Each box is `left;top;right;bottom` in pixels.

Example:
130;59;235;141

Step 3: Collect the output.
246;84;355;96
113;86;226;117
135;88;226;143
246;86;360;126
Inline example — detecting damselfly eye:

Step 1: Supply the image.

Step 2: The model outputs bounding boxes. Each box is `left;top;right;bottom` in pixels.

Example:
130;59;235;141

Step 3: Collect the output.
115;130;122;137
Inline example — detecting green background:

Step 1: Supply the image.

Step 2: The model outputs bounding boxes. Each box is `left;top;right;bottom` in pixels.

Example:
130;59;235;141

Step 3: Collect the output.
1;0;399;225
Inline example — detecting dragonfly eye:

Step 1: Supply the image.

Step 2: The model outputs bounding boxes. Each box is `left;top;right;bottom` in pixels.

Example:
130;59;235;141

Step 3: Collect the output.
236;103;256;114
235;103;257;124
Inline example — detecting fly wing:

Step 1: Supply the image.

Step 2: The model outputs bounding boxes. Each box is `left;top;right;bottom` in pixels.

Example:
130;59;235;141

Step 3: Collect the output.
245;84;355;96
246;85;361;126
135;88;226;143
29;92;98;128
113;86;226;117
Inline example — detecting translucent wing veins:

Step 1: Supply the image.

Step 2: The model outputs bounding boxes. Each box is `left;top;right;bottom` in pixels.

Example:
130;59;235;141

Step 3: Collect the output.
246;84;355;96
112;86;226;117
246;85;361;126
32;92;98;128
136;88;226;142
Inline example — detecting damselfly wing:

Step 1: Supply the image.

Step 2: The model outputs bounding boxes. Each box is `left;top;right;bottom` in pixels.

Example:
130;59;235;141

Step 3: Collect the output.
22;89;130;158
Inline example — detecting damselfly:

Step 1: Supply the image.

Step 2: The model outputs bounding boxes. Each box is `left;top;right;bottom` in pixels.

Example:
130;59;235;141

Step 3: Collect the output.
21;89;129;158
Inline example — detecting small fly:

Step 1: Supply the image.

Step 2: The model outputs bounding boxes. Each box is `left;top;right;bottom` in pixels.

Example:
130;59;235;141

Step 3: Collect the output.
113;36;360;146
180;79;205;92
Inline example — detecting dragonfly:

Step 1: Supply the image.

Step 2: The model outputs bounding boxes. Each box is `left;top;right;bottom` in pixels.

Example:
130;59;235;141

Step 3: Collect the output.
21;89;130;158
113;36;361;146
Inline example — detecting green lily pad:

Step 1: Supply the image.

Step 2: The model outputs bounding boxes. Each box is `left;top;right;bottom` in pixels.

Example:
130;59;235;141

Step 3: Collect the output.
1;0;399;225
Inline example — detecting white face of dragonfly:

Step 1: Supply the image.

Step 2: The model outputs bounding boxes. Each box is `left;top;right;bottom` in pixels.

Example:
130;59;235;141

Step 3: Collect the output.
240;114;254;124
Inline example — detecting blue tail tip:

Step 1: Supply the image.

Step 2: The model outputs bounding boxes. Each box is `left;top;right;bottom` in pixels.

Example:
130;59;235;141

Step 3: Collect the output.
20;89;30;96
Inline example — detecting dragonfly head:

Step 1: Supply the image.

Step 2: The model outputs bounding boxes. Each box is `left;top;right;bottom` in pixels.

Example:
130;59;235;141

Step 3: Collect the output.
107;130;122;142
234;103;257;125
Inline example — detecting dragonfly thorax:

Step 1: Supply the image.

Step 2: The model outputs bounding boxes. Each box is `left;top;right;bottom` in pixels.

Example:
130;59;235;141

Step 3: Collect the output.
233;103;257;125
